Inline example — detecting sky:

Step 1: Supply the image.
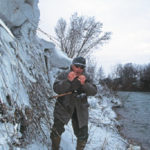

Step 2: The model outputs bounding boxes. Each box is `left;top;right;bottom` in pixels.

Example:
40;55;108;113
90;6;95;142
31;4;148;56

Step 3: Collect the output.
38;0;150;74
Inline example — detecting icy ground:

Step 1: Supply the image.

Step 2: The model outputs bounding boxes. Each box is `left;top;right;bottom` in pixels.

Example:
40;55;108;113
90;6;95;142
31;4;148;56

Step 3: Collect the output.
23;91;128;150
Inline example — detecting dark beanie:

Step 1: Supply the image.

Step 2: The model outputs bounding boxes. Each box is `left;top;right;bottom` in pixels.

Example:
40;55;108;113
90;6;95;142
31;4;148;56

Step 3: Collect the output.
72;57;86;67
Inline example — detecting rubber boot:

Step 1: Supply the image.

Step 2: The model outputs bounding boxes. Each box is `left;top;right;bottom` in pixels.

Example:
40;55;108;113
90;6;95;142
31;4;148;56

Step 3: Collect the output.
51;136;61;150
76;140;87;150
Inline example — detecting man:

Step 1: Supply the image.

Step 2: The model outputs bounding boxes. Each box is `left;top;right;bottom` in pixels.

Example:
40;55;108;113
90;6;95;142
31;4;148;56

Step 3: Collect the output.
50;57;97;150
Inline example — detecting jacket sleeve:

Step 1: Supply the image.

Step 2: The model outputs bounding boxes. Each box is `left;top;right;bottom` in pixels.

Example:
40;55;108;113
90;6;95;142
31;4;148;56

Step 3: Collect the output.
53;71;72;94
82;75;97;96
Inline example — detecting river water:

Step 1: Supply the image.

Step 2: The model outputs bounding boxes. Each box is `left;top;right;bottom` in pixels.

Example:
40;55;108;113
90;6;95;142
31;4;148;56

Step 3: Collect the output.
115;92;150;150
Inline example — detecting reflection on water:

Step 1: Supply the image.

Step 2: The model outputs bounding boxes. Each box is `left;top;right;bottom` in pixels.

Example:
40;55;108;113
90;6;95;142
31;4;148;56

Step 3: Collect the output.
116;92;150;150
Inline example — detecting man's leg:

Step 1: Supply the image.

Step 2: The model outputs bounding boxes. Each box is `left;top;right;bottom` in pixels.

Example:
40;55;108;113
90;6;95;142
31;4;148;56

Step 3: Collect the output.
75;126;88;150
72;109;88;150
50;117;65;150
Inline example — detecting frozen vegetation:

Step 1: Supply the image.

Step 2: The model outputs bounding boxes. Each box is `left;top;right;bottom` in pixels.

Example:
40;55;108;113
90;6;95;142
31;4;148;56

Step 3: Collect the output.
0;0;141;150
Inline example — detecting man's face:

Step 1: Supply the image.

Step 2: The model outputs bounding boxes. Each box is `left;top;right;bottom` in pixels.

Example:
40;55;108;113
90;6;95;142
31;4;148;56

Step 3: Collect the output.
72;65;84;76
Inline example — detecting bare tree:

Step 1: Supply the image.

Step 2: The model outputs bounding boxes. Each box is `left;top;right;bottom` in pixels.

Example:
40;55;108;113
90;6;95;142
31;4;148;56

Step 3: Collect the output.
55;12;111;58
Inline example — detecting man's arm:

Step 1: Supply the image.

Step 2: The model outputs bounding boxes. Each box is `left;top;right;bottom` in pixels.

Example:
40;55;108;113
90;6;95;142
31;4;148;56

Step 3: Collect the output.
53;72;72;94
80;75;97;96
82;82;97;96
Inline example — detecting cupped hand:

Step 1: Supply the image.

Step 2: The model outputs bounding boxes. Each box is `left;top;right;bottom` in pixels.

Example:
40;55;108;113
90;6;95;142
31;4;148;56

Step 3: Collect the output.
68;71;77;81
78;75;86;85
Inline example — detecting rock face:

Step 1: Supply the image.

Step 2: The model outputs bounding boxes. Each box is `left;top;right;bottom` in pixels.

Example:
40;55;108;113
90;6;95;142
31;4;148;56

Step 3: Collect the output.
0;0;39;28
0;0;70;149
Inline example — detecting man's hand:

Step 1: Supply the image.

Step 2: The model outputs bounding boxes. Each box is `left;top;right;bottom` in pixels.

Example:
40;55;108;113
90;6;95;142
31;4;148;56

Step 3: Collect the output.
68;71;77;81
78;75;86;85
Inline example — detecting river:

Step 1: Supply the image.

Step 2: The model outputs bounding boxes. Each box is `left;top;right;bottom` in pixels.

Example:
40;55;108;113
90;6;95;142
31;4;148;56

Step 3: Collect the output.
115;92;150;150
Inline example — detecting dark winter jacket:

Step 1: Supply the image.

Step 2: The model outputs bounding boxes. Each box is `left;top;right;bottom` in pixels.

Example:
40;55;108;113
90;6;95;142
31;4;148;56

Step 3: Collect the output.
53;69;97;128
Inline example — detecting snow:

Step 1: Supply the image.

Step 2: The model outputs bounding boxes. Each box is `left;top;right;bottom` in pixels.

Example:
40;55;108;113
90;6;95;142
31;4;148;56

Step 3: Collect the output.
0;19;15;41
0;0;39;28
0;122;20;150
19;61;36;83
40;39;71;68
24;142;48;150
0;19;30;107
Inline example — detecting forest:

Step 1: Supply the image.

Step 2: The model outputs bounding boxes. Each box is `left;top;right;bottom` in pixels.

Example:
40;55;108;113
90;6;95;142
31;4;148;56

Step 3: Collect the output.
99;63;150;92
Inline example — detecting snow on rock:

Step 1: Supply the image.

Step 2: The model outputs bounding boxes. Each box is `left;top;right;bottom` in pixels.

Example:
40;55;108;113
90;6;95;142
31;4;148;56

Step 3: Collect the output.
40;39;71;68
0;0;39;29
0;0;70;149
0;123;16;150
0;19;30;107
0;19;15;41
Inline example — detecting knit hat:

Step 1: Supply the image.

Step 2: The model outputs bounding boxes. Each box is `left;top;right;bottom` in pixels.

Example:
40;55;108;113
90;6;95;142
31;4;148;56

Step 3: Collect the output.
72;57;86;67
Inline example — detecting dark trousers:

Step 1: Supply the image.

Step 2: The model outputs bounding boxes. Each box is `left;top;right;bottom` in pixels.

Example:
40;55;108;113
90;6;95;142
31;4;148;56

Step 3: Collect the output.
51;109;88;142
